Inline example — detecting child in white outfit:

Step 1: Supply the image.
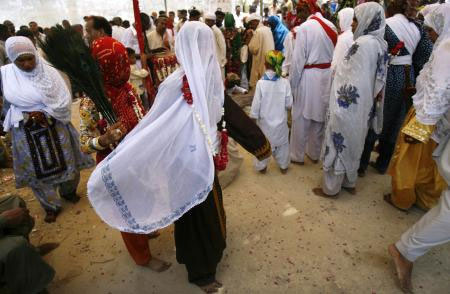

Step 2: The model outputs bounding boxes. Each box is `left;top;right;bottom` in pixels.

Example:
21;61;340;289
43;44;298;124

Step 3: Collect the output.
250;50;293;174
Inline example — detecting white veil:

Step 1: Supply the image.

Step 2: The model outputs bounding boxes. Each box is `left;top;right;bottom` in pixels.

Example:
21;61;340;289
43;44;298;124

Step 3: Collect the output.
87;21;224;233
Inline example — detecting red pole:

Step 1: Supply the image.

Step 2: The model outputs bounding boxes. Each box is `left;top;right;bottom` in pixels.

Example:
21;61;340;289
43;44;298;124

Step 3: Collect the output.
132;0;156;105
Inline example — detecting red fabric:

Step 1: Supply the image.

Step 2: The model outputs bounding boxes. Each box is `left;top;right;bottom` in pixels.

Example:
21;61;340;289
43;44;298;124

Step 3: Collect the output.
91;37;145;133
286;12;302;30
297;0;321;14
120;232;152;265
310;16;337;47
304;63;331;69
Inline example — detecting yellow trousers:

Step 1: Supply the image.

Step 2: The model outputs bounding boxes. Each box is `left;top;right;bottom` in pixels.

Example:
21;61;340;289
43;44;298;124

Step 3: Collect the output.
388;109;446;211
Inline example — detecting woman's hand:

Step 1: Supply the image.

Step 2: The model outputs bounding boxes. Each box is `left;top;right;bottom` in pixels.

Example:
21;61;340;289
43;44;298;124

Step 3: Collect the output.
98;122;127;147
404;135;421;144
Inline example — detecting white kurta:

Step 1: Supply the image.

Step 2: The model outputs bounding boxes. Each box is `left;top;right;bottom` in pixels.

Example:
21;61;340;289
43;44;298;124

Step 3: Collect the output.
121;26;140;54
212;25;227;71
289;13;336;123
250;70;293;147
112;25;126;43
249;24;275;88
281;29;296;76
386;14;421;66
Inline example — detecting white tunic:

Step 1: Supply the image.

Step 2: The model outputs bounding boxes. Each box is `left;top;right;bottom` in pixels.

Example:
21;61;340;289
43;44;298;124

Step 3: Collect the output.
289;13;336;123
386;14;421;65
282;28;297;76
212;25;227;68
250;70;293;147
121;26;140;54
112;25;126;43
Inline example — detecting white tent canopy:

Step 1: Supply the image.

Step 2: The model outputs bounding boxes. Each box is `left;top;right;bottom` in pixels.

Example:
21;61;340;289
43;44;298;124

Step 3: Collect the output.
0;0;239;28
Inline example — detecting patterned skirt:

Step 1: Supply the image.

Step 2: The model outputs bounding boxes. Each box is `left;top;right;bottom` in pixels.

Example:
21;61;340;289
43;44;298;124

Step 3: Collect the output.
10;119;94;188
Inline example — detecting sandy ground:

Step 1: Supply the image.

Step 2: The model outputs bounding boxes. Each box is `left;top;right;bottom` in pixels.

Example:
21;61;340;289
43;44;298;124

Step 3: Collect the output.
0;99;449;294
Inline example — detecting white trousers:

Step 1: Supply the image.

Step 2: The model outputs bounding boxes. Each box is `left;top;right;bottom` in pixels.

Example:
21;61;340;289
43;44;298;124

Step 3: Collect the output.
241;64;249;90
290;115;324;163
254;142;290;171
322;169;356;196
396;188;450;262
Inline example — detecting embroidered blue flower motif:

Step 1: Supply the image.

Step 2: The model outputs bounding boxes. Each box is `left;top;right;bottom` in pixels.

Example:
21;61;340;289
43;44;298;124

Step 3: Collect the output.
376;51;389;78
189;145;197;152
337;84;359;109
364;11;382;35
344;42;359;61
332;132;346;154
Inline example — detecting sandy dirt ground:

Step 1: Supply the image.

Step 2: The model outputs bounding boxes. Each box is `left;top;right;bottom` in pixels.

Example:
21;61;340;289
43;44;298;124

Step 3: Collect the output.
0;99;449;294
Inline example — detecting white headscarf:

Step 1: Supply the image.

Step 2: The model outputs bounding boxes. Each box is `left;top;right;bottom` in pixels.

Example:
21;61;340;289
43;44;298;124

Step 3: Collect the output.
204;13;216;21
331;8;355;70
0;36;71;131
414;3;450;126
338;7;354;32
353;2;386;41
87;21;224;234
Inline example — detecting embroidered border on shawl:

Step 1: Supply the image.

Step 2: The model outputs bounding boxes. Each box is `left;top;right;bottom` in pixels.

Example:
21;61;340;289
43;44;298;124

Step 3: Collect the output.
100;154;213;233
254;139;272;160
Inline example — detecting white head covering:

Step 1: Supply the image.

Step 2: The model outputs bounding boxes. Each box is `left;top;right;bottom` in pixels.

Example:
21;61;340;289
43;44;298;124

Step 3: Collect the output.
0;36;71;132
204;13;216;21
338;7;354;32
247;13;262;23
420;3;441;18
414;3;450;125
87;21;224;233
353;2;386;40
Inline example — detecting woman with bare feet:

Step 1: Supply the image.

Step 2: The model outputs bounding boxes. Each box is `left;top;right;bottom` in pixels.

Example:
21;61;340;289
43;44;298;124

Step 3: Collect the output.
313;2;389;198
389;3;450;293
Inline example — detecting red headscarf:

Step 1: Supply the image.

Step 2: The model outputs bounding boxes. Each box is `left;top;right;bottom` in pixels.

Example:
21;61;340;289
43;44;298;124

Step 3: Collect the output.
91;37;145;135
297;0;321;15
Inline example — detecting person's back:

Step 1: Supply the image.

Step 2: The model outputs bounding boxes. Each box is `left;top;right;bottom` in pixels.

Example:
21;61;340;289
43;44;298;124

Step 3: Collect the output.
251;71;291;146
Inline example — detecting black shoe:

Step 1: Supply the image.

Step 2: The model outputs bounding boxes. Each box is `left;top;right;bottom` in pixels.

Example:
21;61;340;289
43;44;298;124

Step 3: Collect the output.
357;168;366;177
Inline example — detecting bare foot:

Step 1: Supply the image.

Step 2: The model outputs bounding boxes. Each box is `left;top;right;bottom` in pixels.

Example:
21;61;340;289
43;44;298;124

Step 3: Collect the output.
312;187;338;198
343;187;356;195
147;257;171;272
388;244;413;293
280;168;288;174
37;242;60;256
199;281;222;293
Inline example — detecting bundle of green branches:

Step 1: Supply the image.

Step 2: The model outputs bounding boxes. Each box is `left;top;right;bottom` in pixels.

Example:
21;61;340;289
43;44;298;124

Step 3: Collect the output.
39;25;117;124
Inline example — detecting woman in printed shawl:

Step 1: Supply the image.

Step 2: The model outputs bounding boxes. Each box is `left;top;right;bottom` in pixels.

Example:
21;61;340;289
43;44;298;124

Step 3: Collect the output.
314;2;389;197
0;36;94;222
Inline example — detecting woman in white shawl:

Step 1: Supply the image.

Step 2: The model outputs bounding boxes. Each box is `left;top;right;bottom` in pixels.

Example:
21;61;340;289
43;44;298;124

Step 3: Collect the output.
388;3;450;292
87;21;270;292
313;2;389;197
0;36;94;222
331;7;354;72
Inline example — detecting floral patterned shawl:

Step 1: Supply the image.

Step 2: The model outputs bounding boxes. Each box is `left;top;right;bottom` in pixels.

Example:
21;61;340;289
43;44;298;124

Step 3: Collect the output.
322;2;388;181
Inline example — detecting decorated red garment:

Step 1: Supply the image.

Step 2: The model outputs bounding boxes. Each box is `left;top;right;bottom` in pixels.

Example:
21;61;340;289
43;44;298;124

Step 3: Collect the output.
91;36;146;162
91;37;145;132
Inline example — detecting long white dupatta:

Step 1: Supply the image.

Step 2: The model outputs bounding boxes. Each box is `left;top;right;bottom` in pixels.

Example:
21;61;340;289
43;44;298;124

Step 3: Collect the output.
87;22;224;233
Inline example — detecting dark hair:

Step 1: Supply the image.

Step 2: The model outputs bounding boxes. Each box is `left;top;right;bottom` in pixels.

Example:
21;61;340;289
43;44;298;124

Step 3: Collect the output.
0;24;9;40
91;16;112;36
16;28;34;39
29;21;37;26
215;11;225;17
169;11;175;15
159;10;166;16
189;9;201;18
386;0;408;17
236;5;241;8
126;47;135;56
140;12;151;27
155;16;168;25
19;25;28;30
38;27;44;33
180;9;188;14
122;20;130;28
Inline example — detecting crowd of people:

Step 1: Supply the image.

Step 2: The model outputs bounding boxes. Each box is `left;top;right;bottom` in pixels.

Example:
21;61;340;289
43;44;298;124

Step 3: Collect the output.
0;0;449;293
